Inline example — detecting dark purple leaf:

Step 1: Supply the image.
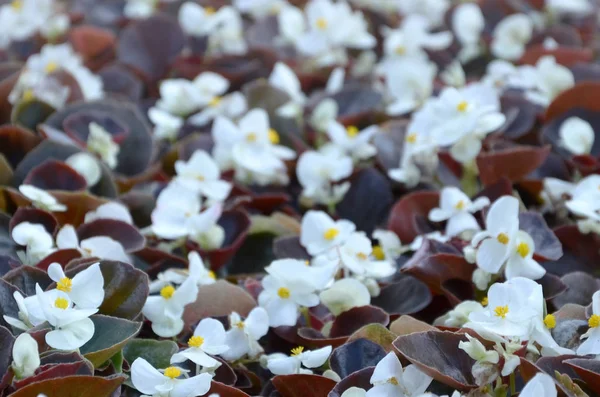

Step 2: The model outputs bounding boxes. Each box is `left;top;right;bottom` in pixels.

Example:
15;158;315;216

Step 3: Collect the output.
328;367;374;397
24;159;87;191
371;277;432;315
272;236;310;261
330;305;389;338
77;219;145;252
329;338;386;379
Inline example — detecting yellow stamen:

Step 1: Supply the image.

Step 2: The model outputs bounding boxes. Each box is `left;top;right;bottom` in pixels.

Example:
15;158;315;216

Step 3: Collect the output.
323;228;339;241
277;287;291;299
544;314;556;329
208;270;216;280
304;260;310;266
209;96;221;107
54;297;69;310
388;376;399;385
494;305;509;319
188;335;204;348
268;128;280;144
395;46;406;55
246;132;257;142
356;252;368;260
346;125;359;138
57;277;73;293
457;101;469;112
497;233;509;245
372;245;385;260
204;6;216;15
235;321;245;329
589;314;600;328
164;366;181;379
196;175;205;181
11;0;22;11
455;200;465;210
44;61;59;74
291;346;304;356
516;242;530;258
316;17;328;30
160;285;176;299
406;133;417;144
481;296;488;306
22;89;35;102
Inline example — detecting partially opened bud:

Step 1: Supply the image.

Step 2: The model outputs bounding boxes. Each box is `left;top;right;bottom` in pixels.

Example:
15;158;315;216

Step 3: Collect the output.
319;278;370;316
12;333;40;379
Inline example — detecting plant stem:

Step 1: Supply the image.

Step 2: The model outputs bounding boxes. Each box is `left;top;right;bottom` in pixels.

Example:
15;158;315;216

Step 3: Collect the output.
461;160;479;197
509;372;516;396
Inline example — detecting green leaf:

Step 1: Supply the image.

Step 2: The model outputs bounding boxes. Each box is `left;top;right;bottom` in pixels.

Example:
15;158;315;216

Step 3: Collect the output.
8;375;125;397
80;315;141;368
123;339;178;369
110;349;124;373
346;323;397;353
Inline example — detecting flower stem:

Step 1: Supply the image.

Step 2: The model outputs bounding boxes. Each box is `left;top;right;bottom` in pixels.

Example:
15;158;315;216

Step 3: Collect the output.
461;160;479;198
301;307;312;328
509;372;516;396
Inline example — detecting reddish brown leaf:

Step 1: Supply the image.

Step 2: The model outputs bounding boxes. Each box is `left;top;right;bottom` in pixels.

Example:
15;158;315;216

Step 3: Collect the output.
387;191;439;243
272;374;336;397
477;145;551;186
8;375;125;397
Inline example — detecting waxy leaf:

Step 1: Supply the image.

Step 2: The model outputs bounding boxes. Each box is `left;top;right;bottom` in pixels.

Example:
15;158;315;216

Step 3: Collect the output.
80;315;142;367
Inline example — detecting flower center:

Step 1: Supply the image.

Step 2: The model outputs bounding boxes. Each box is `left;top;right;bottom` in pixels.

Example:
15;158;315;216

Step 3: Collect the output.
188;335;205;348
196;174;205;181
494;305;509;319
11;0;22;10
481;296;488;306
45;61;59;74
235;321;245;329
164;366;181;379
496;233;509;245
277;287;291;299
22;89;35;102
204;6;216;15
209;96;221;107
395;46;406;55
268;128;280;144
388;376;399;385
516;242;530;258
589;314;600;328
291;346;304;356
456;100;469;112
544;314;556;329
406;133;417;144
246;132;258;142
346;125;359;138
54;297;69;310
455;200;465;210
56;277;73;293
323;228;339;241
356;252;368;260
316;17;328;30
372;245;385;260
208;270;216;280
160;285;176;299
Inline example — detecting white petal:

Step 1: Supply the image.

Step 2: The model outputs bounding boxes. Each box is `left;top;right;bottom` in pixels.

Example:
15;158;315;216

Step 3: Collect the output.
45;317;95;350
171;373;213;397
301;346;332;368
131;358;167;395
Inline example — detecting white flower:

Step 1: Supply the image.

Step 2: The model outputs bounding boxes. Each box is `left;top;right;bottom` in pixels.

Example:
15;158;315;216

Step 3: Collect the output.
546;0;592;16
47;262;104;309
156;79;204;117
3;291;45;331
491;14;533;61
296;147;353;205
131;358;213;397
35;284;97;350
269;62;306;119
124;0;156;19
524;56;574;107
382;15;452;60
65;152;102;187
19;185;66;212
472;196;546;280
452;3;484;62
372;230;408;261
383;56;437;116
149;251;216;293
171;318;228;368
336;232;396;278
84;202;134;225
258;259;335;327
577;290;600;355
319;278;370;316
193;72;230;106
440;61;466;88
521;373;558;397
466;279;536;339
174;150;232;203
11;333;40;379
267;345;332;375
326;67;345;94
367;352;432;397
326;121;377;160
56;225;131;264
149;107;183;142
310;99;338;133
222;307;269;361
0;0;55;46
494;340;522;376
188;92;247;127
559;117;595;155
458;334;499;364
428;84;506;164
179;2;221;36
87;122;119;169
11;222;54;265
142;276;199;338
397;0;450;27
409;231;450;251
429;187;489;237
211;109;296;186
435;301;484;328
300;211;356;256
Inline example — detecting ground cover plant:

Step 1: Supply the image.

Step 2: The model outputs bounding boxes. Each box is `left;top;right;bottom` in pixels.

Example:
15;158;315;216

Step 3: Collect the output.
1;0;600;396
